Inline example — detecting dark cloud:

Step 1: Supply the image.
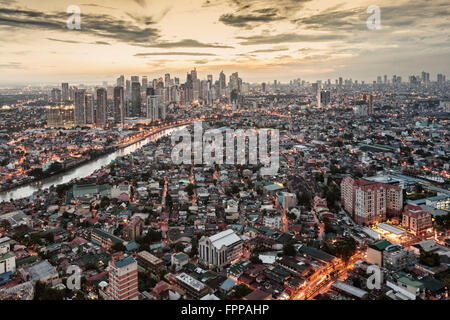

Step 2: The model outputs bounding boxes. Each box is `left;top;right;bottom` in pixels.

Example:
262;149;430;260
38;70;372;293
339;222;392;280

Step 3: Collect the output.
0;7;160;46
237;33;346;45
218;0;311;29
47;38;82;44
47;38;111;46
145;39;233;49
294;0;450;32
219;8;284;29
135;52;217;57
251;47;289;53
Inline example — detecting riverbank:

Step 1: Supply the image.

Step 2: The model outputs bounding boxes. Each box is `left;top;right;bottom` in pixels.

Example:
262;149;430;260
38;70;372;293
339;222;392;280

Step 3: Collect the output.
0;121;193;202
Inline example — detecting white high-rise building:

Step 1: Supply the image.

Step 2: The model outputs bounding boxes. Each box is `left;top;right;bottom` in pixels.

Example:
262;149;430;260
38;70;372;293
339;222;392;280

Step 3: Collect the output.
146;94;162;121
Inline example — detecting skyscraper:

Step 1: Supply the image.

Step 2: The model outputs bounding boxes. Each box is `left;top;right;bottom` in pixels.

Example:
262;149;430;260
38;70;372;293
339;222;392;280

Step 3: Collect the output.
113;86;124;125
142;76;148;91
146;88;161;121
51;88;61;104
74;89;86;126
320;90;331;106
130;81;141;117
116;75;125;87
219;71;226;96
164;73;171;88
61;83;69;101
96;88;107;128
363;93;374;115
312;82;320;108
85;93;94;124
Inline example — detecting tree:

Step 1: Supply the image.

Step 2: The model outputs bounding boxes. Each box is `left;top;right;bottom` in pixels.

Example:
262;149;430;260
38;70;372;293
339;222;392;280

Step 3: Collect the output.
282;243;296;257
100;196;110;209
0;219;11;231
334;237;357;262
184;184;195;197
232;284;252;298
34;281;66;300
111;242;126;253
250;255;262;264
419;252;440;267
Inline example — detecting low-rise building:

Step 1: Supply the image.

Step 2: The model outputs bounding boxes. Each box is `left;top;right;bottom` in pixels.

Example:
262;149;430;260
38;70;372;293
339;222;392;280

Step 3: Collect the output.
402;204;432;236
199;229;242;270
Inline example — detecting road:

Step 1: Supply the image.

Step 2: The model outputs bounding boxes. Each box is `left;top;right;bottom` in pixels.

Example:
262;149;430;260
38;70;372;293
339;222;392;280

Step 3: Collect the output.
291;250;364;300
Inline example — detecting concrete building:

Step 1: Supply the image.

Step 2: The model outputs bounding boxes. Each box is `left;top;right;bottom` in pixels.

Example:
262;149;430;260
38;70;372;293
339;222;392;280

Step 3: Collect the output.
199;229;242;269
402;204;433;236
175;272;209;299
383;244;416;271
0;237;16;274
366;239;391;266
341;177;403;225
107;255;138;300
136;251;164;272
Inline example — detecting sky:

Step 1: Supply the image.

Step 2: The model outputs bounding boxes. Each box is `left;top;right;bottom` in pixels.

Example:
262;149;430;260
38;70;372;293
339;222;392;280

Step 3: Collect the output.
0;0;449;85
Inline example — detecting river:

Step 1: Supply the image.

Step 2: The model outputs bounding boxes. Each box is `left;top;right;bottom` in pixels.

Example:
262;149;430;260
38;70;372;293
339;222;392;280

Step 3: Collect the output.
0;126;185;202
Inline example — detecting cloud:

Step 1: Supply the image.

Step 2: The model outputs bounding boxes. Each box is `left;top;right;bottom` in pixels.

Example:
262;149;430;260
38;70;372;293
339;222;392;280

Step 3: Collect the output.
217;0;311;28
0;62;23;69
237;32;346;45
144;39;233;49
0;7;160;46
219;8;284;29
250;47;289;53
133;0;147;8
135;52;217;57
47;38;83;44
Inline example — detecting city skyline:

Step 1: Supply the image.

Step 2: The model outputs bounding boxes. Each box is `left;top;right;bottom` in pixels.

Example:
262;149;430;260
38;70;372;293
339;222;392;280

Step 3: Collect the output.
0;0;449;84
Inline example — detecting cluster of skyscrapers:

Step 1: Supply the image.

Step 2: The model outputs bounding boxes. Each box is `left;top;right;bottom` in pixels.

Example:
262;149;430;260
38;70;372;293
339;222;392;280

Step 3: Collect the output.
47;69;244;128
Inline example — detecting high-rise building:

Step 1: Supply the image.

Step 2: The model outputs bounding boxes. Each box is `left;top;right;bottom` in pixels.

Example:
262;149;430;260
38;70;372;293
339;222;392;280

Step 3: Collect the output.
85;93;94;124
113;86;124;125
141;76;148;91
146;89;162;121
320;90;331;106
341;177;403;225
117;75;125;87
51;88;61;104
312;82;320;107
363;94;374;115
96;88;107;128
107;255;138;300
219;71;226;96
164;73;171;88
229;72;240;93
61;83;69;101
74;89;86;126
130;81;141;117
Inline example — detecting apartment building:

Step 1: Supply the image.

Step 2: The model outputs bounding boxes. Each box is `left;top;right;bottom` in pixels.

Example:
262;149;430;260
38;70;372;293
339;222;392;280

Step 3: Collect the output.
341;177;403;225
107;255;138;300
